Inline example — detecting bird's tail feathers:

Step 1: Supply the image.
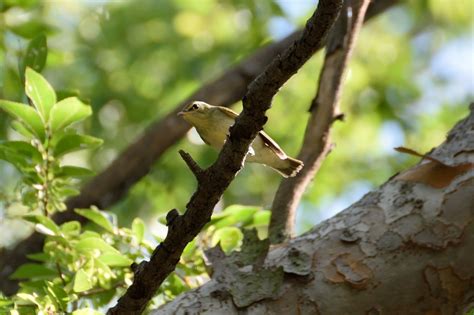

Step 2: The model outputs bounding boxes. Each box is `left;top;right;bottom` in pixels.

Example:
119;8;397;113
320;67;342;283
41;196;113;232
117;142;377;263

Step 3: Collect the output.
273;157;304;178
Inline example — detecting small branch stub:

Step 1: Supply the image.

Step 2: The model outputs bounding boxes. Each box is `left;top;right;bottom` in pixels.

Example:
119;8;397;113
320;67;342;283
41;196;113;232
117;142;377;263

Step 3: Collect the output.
166;209;180;226
179;150;204;180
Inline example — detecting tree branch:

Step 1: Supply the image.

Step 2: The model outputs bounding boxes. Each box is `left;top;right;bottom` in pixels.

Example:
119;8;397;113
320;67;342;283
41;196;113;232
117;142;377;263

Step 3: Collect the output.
269;0;371;244
0;0;400;295
179;150;205;181
107;1;343;314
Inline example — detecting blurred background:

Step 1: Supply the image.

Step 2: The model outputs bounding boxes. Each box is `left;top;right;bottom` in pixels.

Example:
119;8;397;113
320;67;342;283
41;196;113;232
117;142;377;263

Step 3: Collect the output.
1;0;473;245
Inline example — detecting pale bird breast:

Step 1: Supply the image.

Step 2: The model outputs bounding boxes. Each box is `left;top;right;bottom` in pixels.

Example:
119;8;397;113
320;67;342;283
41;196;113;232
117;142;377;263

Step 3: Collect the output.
195;113;234;149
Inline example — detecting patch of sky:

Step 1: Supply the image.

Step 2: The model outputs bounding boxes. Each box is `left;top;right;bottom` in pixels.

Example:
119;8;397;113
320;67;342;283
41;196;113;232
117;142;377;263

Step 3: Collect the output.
296;180;374;233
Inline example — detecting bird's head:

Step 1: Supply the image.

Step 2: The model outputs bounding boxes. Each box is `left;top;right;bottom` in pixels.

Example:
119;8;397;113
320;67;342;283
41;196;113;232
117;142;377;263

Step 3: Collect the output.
178;101;212;124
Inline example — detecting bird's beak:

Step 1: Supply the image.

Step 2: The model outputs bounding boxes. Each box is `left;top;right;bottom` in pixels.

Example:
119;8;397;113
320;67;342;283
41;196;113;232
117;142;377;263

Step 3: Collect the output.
177;111;185;117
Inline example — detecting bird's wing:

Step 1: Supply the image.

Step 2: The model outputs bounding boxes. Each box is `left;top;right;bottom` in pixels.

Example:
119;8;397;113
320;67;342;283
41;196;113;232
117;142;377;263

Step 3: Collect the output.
258;131;287;159
218;106;286;159
217;106;239;119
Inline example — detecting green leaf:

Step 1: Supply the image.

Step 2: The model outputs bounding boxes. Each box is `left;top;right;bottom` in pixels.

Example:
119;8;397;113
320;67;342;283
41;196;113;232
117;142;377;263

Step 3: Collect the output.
58;166;95;178
17;293;40;306
75;237;120;255
75;208;114;233
53;134;103;157
26;252;50;262
10;263;57;279
56;186;80;198
23;35;48;74
24;215;60;236
97;253;133;267
252;210;271;226
132;218;145;243
0;145;30;170
11;120;35;139
72;309;104;315
211;227;243;253
210;205;258;229
60;221;81;236
49;97;91;132
0;100;44;139
73;269;93;293
0;141;41;162
46;281;68;311
25;67;56;122
0;297;13;307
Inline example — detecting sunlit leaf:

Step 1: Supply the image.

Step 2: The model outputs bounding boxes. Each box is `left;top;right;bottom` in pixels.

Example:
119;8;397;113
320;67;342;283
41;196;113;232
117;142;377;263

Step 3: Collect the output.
60;221;81;236
97;252;133;267
0;100;44;139
72;309;104;315
132;218;145;243
53;134;103;157
75;237;120;255
25;67;56;122
24;215;61;236
211;227;243;253
211;205;258;229
75;208;114;233
46;281;69;311
73;269;93;292
17;293;40;306
252;210;271;226
11;120;36;139
49;97;91;132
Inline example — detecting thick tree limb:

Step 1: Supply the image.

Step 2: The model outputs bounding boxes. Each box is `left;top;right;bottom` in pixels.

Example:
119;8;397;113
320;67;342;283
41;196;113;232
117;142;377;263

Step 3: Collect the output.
0;0;399;295
154;104;474;314
107;1;343;314
269;0;371;244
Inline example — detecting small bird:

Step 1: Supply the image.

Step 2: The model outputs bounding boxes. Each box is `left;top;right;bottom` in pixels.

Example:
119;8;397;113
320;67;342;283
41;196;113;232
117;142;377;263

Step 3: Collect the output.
178;101;303;177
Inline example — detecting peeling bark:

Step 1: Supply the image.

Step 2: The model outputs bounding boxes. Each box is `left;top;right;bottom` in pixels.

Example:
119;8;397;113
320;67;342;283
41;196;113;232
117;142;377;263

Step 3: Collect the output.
153;105;474;314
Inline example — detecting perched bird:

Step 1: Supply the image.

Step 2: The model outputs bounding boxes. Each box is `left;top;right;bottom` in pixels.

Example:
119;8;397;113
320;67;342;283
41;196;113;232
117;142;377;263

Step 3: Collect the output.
178;101;303;177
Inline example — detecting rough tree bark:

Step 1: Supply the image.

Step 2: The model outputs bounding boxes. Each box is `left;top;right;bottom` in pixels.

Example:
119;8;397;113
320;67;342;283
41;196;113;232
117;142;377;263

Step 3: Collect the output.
269;0;370;244
0;0;399;295
153;104;474;315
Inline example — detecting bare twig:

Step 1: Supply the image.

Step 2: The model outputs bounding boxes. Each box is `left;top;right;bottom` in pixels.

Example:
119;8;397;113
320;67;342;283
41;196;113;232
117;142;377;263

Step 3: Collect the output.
0;0;399;295
179;150;205;180
55;262;66;287
107;1;343;314
269;0;372;244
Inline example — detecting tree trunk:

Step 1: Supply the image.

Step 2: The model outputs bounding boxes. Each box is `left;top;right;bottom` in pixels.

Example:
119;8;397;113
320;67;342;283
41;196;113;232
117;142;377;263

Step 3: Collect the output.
153;105;474;314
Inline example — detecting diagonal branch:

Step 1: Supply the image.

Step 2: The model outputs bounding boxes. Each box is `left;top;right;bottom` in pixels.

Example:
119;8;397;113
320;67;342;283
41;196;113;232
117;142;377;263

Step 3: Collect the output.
179;150;205;181
269;0;372;244
0;0;399;295
107;1;343;314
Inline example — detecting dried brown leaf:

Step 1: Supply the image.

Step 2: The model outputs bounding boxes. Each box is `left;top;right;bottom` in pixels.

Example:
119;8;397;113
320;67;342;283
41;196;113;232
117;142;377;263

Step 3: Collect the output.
395;161;473;189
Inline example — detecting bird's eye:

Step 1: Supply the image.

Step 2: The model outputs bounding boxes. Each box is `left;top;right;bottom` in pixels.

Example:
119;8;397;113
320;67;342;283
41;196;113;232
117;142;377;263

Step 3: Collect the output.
191;104;199;110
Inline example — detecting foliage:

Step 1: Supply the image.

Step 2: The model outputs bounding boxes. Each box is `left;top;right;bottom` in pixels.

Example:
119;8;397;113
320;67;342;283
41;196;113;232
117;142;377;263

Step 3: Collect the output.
0;69;268;313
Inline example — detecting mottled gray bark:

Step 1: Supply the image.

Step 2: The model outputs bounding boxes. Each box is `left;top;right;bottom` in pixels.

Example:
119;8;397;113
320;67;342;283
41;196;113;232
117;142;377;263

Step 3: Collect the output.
153;104;474;314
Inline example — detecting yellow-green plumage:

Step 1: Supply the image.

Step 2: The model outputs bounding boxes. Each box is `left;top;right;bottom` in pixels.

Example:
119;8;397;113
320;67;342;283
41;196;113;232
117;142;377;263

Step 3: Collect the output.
178;101;303;177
